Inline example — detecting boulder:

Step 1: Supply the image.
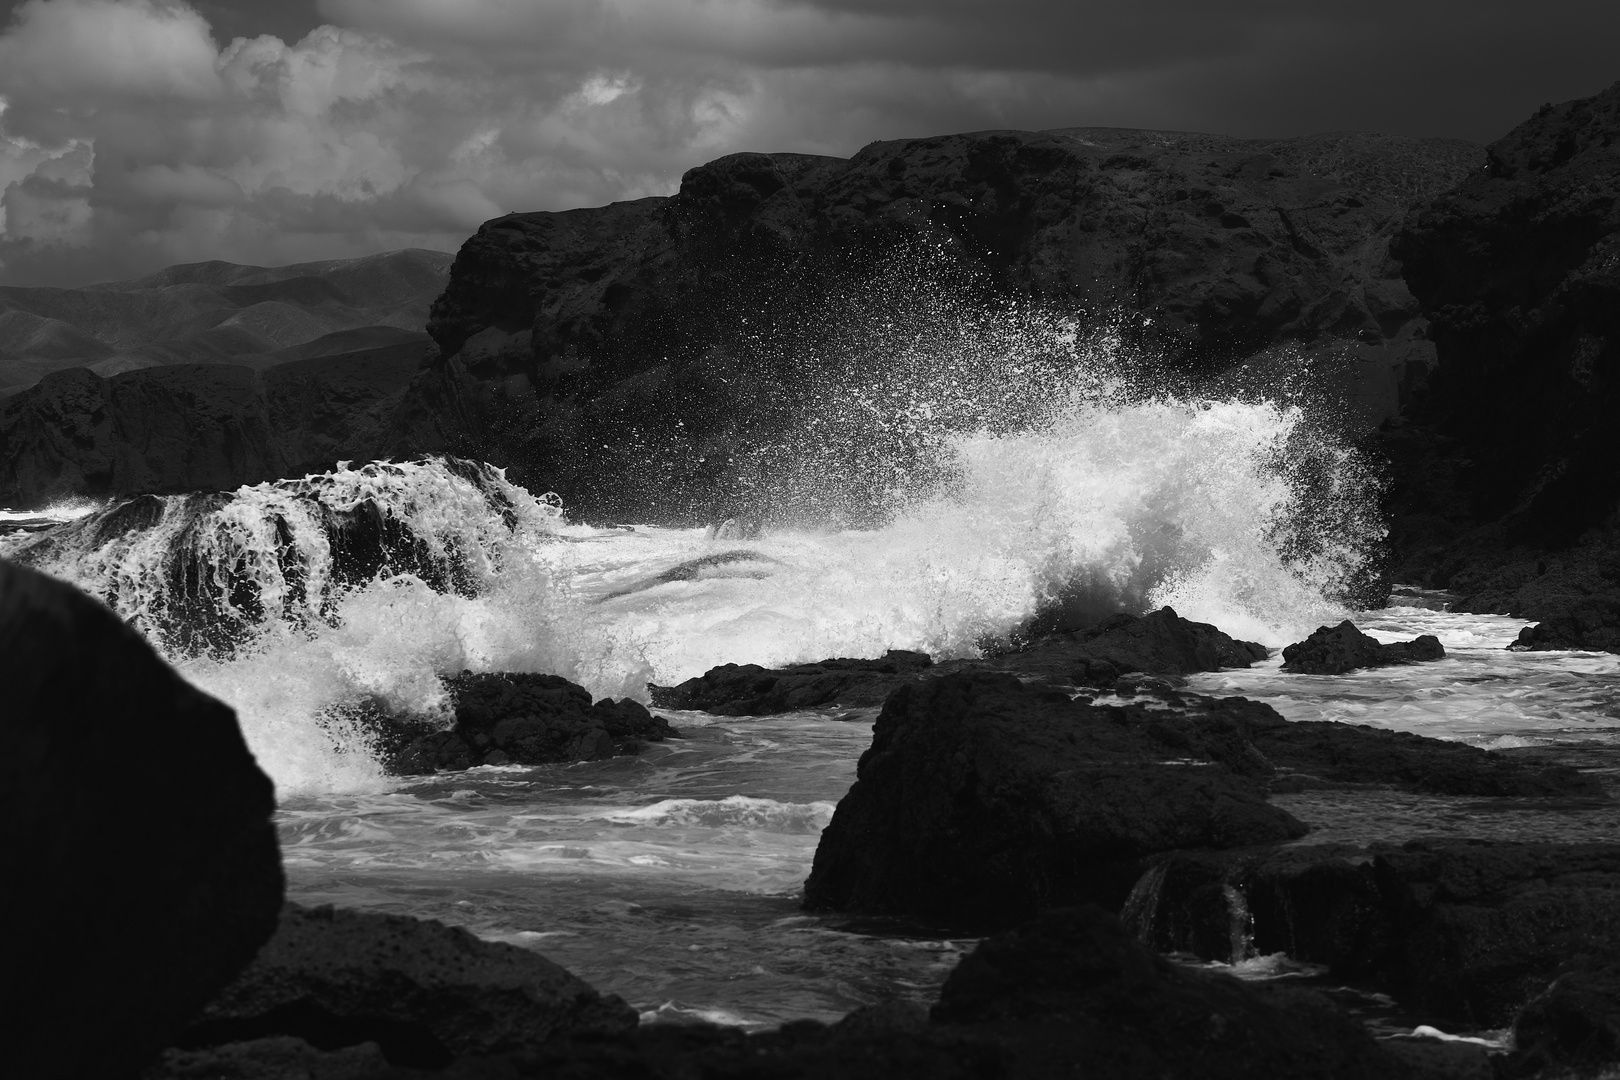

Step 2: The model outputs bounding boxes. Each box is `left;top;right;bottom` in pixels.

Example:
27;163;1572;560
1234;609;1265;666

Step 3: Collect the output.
380;671;679;774
0;559;284;1080
170;903;639;1070
1130;840;1620;1027
1281;619;1445;674
1386;81;1620;651
802;672;1308;928
649;650;933;715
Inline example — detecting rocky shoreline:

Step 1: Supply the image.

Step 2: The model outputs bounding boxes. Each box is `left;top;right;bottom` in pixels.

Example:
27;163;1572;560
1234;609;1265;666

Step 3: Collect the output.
9;553;1619;1079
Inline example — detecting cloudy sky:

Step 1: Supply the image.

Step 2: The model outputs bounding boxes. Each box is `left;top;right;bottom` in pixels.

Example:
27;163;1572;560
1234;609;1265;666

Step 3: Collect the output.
0;0;1615;287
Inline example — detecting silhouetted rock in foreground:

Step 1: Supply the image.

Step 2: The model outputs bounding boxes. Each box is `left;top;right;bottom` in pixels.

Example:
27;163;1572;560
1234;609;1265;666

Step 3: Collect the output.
374;671;679;774
0;559;283;1080
1131;840;1620;1028
1281;619;1444;674
802;672;1308;929
159;903;638;1073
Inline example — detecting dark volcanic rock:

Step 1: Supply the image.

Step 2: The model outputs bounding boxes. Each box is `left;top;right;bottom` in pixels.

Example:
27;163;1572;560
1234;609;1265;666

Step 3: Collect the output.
1132;840;1620;1028
1387;81;1620;651
1281;619;1445;673
997;605;1269;688
649;649;933;715
381;671;678;774
1512;606;1620;653
649;607;1264;716
173;903;639;1070
802;672;1308;929
0;559;284;1080
415;129;1477;523
1252;719;1603;798
0;337;435;507
930;905;1413;1080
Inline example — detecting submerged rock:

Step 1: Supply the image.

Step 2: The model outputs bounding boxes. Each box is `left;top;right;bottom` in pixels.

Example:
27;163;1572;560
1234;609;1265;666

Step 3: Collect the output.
0;559;284;1080
1281;619;1445;674
377;671;679;774
1130;840;1620;1028
802;672;1308;929
167;903;639;1071
649;650;933;715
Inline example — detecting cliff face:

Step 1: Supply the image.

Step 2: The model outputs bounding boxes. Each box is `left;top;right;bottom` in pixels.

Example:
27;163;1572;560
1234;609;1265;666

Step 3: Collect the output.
1386;81;1620;644
421;128;1478;522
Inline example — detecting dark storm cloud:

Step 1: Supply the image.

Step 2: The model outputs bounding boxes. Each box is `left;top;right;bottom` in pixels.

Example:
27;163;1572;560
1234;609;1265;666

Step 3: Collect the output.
0;0;1615;286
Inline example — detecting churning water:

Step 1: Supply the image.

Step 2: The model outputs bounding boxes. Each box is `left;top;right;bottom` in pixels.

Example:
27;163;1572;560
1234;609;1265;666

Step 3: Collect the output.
5;336;1618;1028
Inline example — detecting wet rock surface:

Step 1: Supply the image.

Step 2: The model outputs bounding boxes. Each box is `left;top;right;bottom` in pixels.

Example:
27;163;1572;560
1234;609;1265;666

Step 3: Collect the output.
651;607;1265;716
1386;80;1620;652
1131;840;1620;1028
649;649;933;715
802;671;1310;929
1281;619;1445;674
373;671;679;774
0;559;284;1080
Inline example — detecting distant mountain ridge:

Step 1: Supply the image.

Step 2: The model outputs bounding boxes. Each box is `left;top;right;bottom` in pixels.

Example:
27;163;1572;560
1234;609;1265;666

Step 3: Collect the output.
0;248;453;393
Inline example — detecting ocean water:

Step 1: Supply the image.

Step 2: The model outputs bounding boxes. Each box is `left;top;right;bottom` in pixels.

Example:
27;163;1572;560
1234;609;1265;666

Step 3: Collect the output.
5;373;1618;1032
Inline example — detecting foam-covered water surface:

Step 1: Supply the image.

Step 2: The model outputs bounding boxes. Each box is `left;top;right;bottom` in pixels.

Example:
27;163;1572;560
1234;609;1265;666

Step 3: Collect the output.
1186;603;1620;747
277;710;975;1027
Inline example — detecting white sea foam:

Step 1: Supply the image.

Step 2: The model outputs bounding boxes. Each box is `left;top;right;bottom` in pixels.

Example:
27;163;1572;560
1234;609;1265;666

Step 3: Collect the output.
601;797;837;832
6;309;1387;796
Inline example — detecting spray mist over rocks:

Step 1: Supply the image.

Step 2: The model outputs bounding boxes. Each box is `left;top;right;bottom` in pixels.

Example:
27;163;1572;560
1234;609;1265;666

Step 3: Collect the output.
1;261;1387;795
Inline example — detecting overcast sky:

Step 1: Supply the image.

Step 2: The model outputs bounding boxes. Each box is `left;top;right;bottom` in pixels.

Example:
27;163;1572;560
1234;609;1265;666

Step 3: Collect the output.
0;0;1615;287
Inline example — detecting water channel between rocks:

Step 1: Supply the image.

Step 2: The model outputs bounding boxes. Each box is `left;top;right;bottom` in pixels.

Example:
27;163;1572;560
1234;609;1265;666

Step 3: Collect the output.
278;605;1620;1031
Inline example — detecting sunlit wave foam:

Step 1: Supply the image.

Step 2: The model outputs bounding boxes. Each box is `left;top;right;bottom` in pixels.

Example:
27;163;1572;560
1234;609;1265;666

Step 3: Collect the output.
601;797;837;833
5;287;1385;797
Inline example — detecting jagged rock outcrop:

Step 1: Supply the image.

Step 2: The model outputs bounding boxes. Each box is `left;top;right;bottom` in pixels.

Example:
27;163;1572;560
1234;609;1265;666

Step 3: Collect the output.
1280;619;1445;673
0;560;284;1079
650;607;1267;716
650;650;934;716
1386;80;1620;650
371;671;679;774
417;129;1477;523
